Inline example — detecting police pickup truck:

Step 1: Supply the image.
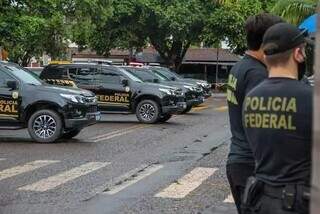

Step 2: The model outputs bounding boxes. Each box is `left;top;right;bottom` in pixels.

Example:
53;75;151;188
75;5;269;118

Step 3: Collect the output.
152;67;212;98
0;61;100;143
40;63;187;123
122;66;204;113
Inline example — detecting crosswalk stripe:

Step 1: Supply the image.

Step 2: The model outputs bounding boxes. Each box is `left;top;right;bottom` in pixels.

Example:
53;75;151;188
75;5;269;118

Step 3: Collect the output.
0;158;6;161
0;160;59;181
223;194;235;203
105;165;163;195
90;125;145;141
155;167;218;199
18;162;110;192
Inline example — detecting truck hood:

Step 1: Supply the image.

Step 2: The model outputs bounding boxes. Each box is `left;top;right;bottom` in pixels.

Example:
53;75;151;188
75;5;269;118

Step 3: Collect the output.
30;84;94;97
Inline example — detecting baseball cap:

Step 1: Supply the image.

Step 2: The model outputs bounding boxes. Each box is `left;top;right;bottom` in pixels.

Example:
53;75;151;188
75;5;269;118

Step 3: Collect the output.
262;23;309;55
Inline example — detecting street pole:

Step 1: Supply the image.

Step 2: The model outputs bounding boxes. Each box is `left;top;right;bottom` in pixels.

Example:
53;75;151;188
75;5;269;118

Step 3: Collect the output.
312;9;320;214
215;47;219;89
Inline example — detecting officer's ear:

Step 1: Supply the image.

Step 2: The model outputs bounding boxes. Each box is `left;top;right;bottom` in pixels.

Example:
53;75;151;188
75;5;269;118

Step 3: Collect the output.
293;45;306;63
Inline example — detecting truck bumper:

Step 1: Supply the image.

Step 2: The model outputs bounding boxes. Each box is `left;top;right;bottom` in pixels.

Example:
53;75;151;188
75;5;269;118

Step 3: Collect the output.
162;102;187;114
187;97;205;107
65;112;101;129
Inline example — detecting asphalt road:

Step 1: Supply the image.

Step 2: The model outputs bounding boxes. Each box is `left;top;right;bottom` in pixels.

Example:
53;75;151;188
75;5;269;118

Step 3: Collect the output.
0;95;236;214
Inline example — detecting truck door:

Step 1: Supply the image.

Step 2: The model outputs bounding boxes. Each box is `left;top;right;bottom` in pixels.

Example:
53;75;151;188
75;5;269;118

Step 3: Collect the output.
94;67;131;112
0;70;21;126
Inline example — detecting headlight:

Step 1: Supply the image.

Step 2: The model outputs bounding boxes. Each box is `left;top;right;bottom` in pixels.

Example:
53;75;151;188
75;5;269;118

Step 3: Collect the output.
159;88;173;95
60;94;85;103
184;85;194;91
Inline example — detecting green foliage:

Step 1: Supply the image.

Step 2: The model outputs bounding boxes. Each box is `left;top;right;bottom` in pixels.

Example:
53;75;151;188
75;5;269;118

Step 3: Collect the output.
272;0;317;25
205;0;263;54
1;0;317;67
136;0;216;70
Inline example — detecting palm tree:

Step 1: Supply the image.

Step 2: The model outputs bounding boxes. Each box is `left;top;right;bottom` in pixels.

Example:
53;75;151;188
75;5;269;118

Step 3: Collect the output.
272;0;318;25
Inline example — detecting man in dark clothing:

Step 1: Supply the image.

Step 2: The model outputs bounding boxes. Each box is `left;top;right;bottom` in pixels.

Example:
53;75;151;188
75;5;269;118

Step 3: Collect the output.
242;23;312;214
226;13;284;213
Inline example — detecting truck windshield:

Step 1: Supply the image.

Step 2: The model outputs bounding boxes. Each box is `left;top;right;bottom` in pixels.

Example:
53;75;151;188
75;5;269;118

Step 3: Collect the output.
118;68;143;83
4;64;42;85
153;67;181;80
150;69;170;81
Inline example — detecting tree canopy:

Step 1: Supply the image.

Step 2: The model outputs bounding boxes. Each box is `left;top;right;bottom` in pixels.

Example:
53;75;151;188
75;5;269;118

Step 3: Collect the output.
0;0;317;68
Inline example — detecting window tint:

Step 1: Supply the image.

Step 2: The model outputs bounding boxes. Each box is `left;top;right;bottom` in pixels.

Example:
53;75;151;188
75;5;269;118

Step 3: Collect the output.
43;66;65;79
68;68;78;80
0;70;14;88
96;68;121;84
75;67;96;85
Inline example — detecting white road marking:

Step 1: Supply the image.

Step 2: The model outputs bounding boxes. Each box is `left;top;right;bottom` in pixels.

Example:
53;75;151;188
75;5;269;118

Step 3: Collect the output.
0;158;6;161
90;125;145;142
19;162;110;192
0;160;59;181
105;164;163;195
93;129;137;143
155;167;218;199
224;194;235;203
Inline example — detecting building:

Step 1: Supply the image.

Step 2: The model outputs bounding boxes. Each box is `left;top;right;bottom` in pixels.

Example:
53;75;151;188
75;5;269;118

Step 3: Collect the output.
72;47;240;84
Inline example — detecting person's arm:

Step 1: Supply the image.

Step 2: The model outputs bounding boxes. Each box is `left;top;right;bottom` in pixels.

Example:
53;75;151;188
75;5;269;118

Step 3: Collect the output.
244;68;268;95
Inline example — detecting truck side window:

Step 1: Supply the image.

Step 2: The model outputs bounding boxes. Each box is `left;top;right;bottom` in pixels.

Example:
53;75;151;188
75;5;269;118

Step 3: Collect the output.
76;67;96;85
0;71;14;88
68;68;78;80
44;67;65;79
97;69;121;85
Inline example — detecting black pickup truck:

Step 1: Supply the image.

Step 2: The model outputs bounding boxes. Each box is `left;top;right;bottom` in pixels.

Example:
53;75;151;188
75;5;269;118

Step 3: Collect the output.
151;67;212;98
121;66;205;113
0;61;100;143
40;63;187;123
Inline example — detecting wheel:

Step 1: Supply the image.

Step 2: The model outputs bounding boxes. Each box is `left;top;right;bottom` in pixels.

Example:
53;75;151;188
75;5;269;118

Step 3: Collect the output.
27;109;63;143
62;128;82;139
158;114;172;123
180;105;193;114
136;99;161;124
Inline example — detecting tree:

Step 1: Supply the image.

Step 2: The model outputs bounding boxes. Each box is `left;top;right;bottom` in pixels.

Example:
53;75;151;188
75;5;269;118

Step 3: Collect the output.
0;0;71;65
136;0;215;71
204;0;263;54
272;0;317;25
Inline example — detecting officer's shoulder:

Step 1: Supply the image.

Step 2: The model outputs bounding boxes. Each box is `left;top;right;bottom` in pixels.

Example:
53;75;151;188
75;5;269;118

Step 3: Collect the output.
231;57;266;75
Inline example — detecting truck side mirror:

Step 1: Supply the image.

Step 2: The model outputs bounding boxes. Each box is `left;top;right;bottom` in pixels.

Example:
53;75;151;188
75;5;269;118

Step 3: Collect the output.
153;79;160;83
121;78;129;86
6;80;18;90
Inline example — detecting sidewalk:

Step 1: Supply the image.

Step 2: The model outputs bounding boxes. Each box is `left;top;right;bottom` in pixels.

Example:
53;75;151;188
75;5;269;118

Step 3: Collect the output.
203;204;237;214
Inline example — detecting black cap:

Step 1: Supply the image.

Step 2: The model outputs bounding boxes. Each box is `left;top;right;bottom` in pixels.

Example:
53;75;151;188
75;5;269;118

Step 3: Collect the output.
262;23;308;55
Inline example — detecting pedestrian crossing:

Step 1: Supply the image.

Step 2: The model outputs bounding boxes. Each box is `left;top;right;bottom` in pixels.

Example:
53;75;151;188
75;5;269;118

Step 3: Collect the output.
19;162;110;192
155;167;218;199
0;158;233;205
0;160;59;181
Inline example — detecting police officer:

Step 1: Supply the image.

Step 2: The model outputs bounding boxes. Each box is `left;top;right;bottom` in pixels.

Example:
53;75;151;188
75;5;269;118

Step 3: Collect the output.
226;13;283;214
242;23;312;214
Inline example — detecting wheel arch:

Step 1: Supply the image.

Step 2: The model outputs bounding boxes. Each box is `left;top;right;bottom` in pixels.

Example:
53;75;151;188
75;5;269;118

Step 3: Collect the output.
23;101;65;124
133;95;162;111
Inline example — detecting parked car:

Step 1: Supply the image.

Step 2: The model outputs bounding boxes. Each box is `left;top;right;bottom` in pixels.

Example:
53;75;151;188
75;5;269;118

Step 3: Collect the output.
40;63;187;123
0;61;100;143
121;66;205;113
151;67;212;98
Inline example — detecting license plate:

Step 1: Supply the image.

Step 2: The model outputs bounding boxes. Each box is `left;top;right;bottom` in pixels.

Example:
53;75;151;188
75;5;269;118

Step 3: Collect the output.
95;114;101;121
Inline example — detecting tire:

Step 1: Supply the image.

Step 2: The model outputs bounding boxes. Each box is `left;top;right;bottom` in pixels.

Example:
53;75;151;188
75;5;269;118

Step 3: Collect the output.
180;105;193;114
158;114;172;123
136;99;161;124
27;109;63;143
62;128;82;139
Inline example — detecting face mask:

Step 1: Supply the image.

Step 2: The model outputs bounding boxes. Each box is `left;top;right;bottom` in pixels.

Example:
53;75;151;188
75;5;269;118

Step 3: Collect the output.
298;61;306;80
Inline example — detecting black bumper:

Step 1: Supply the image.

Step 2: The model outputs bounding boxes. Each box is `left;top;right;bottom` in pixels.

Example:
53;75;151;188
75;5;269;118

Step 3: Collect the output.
65;112;101;129
203;89;212;98
162;102;187;114
186;97;205;107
